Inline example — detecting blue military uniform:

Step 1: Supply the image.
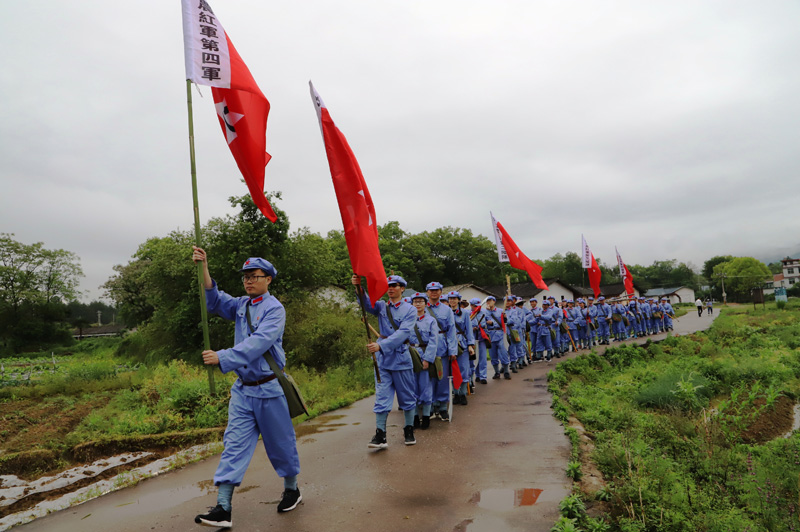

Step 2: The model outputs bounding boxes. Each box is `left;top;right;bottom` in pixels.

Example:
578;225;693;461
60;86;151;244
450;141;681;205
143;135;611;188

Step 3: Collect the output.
534;301;555;361
448;291;475;403
595;297;612;344
469;298;489;384
408;292;439;428
358;275;418;447
480;297;510;378
425;282;458;416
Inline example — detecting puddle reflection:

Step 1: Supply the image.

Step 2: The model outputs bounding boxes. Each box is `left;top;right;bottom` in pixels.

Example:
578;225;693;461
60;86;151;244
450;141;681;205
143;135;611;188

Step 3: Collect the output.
471;488;543;511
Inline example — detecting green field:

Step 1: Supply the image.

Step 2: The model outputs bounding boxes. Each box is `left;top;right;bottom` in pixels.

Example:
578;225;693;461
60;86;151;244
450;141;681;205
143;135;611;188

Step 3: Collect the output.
549;301;800;532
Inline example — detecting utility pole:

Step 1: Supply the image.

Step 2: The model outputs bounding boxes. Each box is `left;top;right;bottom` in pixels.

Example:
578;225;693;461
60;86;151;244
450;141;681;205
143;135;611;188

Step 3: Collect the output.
716;273;728;305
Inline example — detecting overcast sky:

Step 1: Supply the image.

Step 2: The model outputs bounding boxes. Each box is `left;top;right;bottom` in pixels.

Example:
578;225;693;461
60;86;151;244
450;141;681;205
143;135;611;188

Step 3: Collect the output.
2;1;799;301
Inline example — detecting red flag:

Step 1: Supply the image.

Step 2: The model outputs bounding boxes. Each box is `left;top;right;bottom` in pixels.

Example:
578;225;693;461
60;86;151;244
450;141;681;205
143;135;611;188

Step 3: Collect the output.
310;82;387;300
581;235;602;298
616;247;635;298
182;0;276;222
451;358;463;389
588;254;602;298
493;216;548;290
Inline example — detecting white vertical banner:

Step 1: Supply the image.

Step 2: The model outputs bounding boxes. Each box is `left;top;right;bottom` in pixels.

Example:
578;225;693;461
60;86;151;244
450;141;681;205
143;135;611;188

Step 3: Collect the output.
490;212;509;263
581;234;592;268
182;0;231;88
616;246;626;278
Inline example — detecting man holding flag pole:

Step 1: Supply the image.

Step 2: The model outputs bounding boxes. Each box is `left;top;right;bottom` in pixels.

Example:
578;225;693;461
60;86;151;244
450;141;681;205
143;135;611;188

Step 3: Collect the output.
182;1;302;526
311;82;419;447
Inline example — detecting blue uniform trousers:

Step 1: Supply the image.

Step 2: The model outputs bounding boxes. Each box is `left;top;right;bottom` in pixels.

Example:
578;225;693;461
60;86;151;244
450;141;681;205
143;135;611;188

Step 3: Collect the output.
456;351;470;395
470;340;488;380
432;357;452;405
374;368;417;413
214;388;300;485
534;331;553;359
415;369;433;408
488;339;509;370
597;319;610;340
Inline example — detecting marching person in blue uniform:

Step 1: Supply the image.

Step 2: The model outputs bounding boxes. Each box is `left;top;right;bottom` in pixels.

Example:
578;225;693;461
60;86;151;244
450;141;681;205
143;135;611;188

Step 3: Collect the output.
447;291;475;405
504;296;522;373
191;248;302;528
352;274;418;448
575;299;588;349
534;300;555;361
408;292;439;430
640;297;652;335
526;298;543;359
481;296;511;379
586;297;598;346
662;297;675;330
426;282;458;420
469;298;489;385
595;296;612;344
566;300;580;350
517;297;533;365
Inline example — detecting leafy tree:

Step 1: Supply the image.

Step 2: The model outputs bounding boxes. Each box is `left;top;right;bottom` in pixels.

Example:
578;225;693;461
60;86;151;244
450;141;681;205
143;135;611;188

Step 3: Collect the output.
713;257;771;302
541;252;584;286
0;234;83;353
766;262;783;275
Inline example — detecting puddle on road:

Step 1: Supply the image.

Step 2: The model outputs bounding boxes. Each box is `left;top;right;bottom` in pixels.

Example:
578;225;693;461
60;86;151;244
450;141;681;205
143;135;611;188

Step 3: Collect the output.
469;488;543;511
295;415;348;439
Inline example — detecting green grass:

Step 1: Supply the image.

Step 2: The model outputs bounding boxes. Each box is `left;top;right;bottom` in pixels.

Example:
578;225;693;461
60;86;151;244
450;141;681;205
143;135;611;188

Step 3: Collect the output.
1;333;378;475
549;300;800;531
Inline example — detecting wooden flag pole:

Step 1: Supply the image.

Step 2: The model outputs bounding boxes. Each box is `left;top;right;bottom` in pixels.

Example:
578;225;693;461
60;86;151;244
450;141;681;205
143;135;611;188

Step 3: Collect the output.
186;79;216;396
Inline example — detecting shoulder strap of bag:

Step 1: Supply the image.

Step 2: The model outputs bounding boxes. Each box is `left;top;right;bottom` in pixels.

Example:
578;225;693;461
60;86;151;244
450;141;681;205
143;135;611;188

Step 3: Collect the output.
385;303;400;331
413;322;427;347
245;300;282;375
426;305;445;333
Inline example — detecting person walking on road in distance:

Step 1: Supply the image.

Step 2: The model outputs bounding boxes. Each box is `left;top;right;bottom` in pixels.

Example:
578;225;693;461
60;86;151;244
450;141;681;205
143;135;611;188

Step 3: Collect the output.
695;297;704;317
192;247;302;529
352;274;418;448
706;299;713;315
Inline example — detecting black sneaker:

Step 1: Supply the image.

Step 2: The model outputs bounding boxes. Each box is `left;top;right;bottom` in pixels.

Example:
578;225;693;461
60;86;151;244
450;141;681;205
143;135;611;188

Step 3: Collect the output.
504;373;511;380
195;505;232;527
511;366;518;374
461;395;468;406
404;425;416;445
277;488;302;513
492;373;501;380
480;379;488;384
368;428;388;449
439;409;450;421
420;415;431;429
414;415;421;429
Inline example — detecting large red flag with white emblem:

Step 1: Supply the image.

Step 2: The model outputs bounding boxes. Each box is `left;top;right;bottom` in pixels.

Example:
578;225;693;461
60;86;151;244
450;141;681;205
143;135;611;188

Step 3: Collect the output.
582;235;602;298
493;215;548;290
309;82;387;300
181;0;276;222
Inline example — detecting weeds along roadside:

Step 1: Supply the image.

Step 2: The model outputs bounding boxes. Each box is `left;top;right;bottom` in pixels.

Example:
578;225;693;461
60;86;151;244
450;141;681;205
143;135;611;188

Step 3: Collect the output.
547;300;800;532
0;320;378;482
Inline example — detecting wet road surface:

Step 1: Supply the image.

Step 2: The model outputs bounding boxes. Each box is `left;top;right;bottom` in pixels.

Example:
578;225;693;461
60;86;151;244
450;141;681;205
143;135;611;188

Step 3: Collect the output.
16;309;716;532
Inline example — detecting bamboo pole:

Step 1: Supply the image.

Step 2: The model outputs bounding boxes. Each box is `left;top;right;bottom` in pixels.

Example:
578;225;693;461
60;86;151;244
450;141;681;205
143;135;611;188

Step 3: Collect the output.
354;279;381;383
186;79;215;395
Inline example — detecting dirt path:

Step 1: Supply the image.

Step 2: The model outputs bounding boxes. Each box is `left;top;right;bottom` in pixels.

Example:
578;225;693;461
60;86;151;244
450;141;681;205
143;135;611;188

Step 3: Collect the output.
15;309;717;532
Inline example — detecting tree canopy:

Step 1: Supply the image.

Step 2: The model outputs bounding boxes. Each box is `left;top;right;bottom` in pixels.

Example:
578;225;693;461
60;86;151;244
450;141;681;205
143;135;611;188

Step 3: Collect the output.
0;233;84;353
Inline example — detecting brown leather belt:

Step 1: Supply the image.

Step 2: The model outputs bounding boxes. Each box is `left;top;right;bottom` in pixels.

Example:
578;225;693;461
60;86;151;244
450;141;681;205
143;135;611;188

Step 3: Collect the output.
241;374;277;386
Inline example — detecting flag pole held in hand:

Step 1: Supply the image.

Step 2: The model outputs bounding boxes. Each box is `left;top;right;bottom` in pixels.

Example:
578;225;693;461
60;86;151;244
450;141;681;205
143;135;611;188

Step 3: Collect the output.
355;280;381;383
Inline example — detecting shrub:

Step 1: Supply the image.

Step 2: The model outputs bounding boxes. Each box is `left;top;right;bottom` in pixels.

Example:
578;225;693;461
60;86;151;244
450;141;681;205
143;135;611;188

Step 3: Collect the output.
559;493;586;518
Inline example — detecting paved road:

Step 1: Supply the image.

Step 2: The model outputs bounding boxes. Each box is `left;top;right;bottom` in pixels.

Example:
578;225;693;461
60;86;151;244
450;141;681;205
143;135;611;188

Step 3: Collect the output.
17;309;717;532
